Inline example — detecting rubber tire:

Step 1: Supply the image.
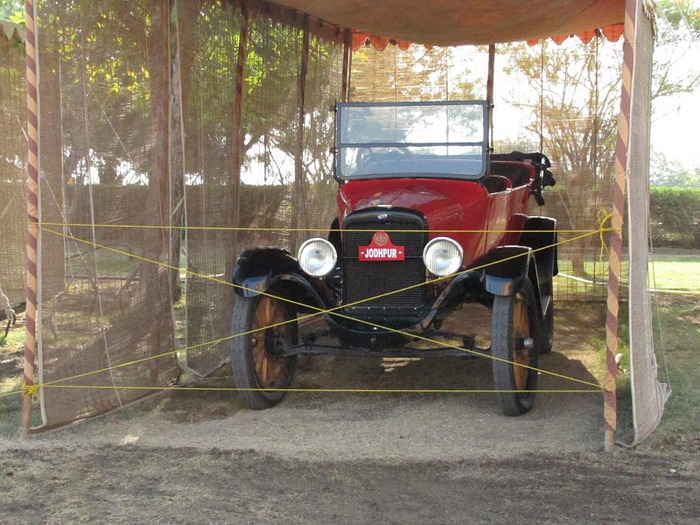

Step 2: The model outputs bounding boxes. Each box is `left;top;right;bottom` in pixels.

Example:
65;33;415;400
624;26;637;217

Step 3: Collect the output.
491;279;540;416
231;295;297;409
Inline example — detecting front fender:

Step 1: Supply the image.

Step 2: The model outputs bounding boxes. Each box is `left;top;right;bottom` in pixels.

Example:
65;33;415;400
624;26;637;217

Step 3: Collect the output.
482;246;534;297
231;247;331;312
232;248;299;297
520;216;558;278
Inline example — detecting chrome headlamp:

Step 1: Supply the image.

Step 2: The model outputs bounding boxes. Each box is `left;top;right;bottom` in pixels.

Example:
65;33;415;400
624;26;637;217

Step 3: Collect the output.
422;237;463;277
298;238;337;277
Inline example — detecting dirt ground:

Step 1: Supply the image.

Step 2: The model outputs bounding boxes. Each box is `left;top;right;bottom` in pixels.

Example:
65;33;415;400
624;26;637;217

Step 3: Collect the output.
1;303;699;524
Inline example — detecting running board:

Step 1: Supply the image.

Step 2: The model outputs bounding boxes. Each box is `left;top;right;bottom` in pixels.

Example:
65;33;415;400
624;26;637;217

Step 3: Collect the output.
283;343;490;359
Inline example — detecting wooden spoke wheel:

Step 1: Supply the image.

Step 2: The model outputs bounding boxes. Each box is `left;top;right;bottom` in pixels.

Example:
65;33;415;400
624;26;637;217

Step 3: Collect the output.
490;279;540;416
231;295;297;409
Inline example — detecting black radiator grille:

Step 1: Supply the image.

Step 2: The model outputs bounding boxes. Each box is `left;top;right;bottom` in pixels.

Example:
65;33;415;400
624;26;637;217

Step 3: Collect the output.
342;211;427;315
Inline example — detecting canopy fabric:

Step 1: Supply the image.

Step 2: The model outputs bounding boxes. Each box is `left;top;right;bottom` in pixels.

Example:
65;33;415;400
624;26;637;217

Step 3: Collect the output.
0;19;24;42
269;0;625;46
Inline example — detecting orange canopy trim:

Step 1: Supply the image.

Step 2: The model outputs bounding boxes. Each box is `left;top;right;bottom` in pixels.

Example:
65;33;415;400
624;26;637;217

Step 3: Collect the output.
350;32;411;52
270;0;626;47
0;19;24;43
526;24;625;47
352;23;625;51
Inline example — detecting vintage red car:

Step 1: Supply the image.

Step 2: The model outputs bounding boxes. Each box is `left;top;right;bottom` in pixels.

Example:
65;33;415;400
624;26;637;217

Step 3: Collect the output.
231;100;557;416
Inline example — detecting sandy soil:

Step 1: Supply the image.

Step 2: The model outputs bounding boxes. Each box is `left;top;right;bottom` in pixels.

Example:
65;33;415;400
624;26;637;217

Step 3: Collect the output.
1;444;699;524
1;303;699;523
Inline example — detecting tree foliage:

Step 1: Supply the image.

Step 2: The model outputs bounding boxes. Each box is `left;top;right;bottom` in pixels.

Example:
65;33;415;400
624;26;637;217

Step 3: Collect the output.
651;151;700;187
494;2;700;272
18;1;700;210
0;0;23;22
501;36;622;264
653;0;700;99
33;0;342;190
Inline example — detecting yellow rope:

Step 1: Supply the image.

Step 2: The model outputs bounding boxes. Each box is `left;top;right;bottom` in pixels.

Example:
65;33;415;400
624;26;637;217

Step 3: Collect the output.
20;381;38;397
39;220;619;235
37;226;603;388
2;380;603;397
22;214;617;397
40;225;604;319
38;385;603;394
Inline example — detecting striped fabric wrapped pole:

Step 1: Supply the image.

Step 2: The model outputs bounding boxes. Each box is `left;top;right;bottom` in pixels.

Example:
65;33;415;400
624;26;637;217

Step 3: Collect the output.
604;0;638;452
21;0;40;435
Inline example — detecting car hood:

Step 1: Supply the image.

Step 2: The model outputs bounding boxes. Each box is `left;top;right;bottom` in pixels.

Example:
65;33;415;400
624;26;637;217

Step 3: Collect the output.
337;178;489;230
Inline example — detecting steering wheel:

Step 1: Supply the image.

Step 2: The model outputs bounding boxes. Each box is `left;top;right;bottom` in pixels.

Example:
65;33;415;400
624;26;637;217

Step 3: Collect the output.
357;147;412;172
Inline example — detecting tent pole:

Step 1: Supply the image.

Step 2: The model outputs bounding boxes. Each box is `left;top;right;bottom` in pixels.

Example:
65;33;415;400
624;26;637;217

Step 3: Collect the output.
231;0;249;248
604;0;639;452
293;17;310;253
21;0;40;436
486;44;495;149
342;29;351;102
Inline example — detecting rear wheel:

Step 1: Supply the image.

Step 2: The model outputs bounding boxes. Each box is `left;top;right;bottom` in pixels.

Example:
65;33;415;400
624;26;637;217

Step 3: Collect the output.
231;295;297;409
491;280;540;416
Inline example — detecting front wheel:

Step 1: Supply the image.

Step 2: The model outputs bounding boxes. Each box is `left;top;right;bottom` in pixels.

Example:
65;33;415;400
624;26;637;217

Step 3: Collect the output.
231;294;297;409
491;280;540;416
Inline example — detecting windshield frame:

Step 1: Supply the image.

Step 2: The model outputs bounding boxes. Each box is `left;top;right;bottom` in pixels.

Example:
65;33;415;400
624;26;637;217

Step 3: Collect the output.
334;100;490;182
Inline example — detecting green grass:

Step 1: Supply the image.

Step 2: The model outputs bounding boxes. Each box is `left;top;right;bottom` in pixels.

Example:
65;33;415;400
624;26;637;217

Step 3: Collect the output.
0;324;25;435
549;254;699;443
586;293;700;447
555;255;700;296
648;296;700;441
66;247;140;276
589;302;634;436
648;257;700;292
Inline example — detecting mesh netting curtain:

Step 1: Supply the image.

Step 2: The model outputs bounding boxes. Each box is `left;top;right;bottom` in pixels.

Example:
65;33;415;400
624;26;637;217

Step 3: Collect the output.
181;5;343;377
24;0;343;428
14;0;630;428
0;30;26;307
350;40;624;301
34;0;180;427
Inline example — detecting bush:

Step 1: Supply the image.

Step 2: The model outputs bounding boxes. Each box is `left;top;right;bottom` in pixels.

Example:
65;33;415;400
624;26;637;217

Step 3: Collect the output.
650;187;700;248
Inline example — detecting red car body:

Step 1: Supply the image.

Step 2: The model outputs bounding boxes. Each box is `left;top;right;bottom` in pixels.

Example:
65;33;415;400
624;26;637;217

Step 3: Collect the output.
337;176;531;264
230;100;557;415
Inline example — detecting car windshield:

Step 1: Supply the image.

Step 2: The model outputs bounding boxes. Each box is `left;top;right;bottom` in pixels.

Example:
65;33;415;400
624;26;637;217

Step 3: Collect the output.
335;101;489;180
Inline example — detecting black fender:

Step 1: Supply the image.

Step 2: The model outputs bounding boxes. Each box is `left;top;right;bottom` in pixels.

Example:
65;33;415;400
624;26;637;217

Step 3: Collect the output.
519;216;558;279
482;246;536;298
231;248;328;311
519;216;557;317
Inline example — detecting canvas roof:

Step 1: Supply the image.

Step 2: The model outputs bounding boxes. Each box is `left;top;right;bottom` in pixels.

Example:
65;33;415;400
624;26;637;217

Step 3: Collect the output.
270;0;626;46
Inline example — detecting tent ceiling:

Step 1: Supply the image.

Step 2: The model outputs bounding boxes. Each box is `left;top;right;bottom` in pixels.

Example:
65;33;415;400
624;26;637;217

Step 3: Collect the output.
269;0;625;46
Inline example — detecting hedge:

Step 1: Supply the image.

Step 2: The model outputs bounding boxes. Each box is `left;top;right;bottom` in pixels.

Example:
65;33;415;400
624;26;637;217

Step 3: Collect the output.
650;187;700;249
13;183;699;250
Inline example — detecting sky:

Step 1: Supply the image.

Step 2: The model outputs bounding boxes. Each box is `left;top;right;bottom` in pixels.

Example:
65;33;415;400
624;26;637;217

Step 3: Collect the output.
650;0;700;169
652;87;700;169
651;90;700;169
471;1;700;172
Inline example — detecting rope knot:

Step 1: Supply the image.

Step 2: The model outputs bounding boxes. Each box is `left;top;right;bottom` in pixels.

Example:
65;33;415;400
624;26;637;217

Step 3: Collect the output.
21;382;39;399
